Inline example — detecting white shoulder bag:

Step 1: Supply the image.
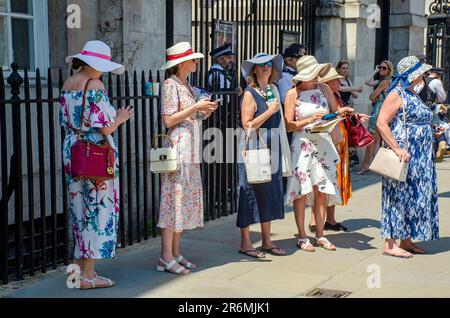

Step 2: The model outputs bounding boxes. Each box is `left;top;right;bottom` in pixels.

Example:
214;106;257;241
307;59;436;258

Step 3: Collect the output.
150;134;179;174
242;122;272;184
369;94;409;182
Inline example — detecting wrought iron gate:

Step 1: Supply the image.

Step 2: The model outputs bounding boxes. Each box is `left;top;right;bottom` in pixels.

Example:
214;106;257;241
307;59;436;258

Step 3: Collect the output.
426;0;450;103
191;0;319;88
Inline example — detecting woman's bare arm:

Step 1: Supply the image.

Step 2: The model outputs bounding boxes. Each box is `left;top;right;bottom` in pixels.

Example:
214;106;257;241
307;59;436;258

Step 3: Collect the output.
376;91;405;154
369;79;389;103
284;88;323;133
241;91;278;130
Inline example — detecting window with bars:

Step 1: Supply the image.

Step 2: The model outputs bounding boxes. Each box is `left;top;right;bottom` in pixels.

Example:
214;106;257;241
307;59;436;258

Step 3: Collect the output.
0;0;49;72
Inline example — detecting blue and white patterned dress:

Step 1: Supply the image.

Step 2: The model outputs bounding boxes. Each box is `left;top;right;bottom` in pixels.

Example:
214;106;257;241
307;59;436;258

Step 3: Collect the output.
381;86;439;241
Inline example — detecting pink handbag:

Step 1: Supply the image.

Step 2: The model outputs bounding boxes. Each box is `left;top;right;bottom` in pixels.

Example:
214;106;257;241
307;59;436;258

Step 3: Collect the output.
70;79;115;181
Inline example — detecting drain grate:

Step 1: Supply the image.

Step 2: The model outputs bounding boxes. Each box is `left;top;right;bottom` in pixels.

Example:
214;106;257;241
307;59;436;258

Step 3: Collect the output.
304;288;352;298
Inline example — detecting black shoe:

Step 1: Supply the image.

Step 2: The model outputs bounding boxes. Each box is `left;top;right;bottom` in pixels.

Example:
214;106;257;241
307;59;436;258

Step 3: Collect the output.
324;222;348;232
308;224;316;233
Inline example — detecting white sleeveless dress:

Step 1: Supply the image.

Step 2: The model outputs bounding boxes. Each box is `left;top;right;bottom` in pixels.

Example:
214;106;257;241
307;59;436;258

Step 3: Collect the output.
284;88;340;207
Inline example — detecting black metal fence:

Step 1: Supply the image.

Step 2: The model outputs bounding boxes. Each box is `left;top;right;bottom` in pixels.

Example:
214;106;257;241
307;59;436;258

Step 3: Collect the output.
427;0;450;103
0;64;240;284
191;0;319;88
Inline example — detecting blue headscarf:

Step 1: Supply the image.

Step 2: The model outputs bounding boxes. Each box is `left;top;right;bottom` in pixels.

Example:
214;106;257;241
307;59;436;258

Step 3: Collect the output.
387;61;423;94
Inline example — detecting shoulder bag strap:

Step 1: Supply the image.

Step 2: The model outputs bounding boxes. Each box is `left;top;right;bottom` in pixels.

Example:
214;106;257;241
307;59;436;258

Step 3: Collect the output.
75;78;94;140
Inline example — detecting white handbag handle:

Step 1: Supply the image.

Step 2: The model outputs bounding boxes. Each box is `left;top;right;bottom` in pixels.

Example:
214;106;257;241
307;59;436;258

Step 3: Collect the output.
152;134;175;149
242;121;268;158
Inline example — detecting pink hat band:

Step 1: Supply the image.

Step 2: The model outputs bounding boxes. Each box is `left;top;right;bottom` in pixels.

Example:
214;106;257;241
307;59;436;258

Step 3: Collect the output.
81;50;112;61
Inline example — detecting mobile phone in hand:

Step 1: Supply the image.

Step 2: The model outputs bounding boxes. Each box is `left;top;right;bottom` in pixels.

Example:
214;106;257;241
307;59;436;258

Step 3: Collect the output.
214;98;223;105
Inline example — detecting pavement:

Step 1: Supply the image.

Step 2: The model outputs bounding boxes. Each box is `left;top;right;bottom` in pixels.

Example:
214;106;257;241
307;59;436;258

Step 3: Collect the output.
2;157;450;298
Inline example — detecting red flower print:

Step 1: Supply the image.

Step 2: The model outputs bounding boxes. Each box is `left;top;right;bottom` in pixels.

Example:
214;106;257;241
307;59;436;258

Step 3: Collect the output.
94;113;109;127
90;102;101;114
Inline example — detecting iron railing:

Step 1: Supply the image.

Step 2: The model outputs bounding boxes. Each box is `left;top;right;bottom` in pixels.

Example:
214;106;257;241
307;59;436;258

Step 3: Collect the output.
0;64;239;284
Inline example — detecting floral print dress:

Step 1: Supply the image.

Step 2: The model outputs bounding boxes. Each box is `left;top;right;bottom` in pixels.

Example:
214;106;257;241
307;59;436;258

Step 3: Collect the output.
157;75;204;232
60;90;119;260
381;87;439;241
285;88;340;207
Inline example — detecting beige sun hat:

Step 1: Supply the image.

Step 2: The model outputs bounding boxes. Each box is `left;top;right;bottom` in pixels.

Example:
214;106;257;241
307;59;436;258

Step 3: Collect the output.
318;68;344;83
292;55;331;82
161;42;204;70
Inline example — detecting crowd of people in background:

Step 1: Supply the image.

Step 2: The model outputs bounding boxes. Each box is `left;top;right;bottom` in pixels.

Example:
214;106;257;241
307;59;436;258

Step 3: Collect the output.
60;39;446;287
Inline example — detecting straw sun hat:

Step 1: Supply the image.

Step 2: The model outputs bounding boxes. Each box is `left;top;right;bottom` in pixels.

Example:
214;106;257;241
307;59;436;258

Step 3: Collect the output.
292;55;331;83
319;68;344;83
66;40;125;75
161;42;204;70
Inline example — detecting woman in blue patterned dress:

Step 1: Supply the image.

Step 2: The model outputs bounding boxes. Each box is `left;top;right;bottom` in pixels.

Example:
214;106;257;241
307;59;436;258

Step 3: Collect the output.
61;41;133;288
377;56;439;258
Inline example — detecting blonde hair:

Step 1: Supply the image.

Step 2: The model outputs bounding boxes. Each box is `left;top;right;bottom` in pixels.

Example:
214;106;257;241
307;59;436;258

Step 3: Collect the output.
246;66;281;87
380;60;394;79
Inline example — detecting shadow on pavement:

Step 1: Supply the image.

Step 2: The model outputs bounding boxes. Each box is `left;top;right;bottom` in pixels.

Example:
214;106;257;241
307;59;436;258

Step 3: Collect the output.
420;237;450;255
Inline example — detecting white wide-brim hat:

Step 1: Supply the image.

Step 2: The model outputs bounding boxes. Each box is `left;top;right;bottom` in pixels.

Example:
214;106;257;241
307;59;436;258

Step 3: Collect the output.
293;55;331;82
66;40;125;75
397;56;433;83
241;53;283;81
161;42;204;70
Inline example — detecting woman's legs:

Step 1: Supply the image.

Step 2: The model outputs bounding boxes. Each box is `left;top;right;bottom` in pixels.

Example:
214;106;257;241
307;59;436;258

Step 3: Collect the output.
313;188;326;239
261;221;285;255
399;238;426;254
384;238;413;257
159;228;189;274
172;231;197;268
239;227;265;257
358;131;380;173
79;259;114;288
294;196;308;238
326;205;337;224
294;196;315;252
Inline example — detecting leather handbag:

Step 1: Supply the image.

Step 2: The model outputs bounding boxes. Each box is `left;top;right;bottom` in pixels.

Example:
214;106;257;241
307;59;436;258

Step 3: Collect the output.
70;79;115;181
150;134;179;174
242;122;272;184
345;114;374;148
369;100;409;182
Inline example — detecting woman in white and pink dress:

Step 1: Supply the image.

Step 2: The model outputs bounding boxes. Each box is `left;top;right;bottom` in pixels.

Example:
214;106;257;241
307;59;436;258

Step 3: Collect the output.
157;42;219;275
284;56;352;252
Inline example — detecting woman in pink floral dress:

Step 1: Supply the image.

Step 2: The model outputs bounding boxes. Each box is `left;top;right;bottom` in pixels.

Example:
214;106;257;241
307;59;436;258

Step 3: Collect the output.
157;42;219;275
284;56;352;252
61;41;133;289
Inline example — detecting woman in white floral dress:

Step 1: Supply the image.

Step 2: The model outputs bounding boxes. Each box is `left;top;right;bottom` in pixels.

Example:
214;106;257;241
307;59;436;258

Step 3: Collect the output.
62;41;133;289
284;56;352;252
157;42;219;275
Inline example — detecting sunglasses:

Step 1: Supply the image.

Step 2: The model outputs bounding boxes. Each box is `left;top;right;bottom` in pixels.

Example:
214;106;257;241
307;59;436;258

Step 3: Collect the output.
256;61;273;67
378;66;388;71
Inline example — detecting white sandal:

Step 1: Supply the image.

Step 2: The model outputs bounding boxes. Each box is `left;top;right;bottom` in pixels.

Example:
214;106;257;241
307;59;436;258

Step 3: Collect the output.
156;258;189;275
297;238;315;252
175;255;197;269
316;237;337;251
80;273;115;290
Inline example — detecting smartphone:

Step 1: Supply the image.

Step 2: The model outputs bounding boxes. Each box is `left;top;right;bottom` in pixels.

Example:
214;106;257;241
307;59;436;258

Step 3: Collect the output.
322;113;338;121
214;98;224;105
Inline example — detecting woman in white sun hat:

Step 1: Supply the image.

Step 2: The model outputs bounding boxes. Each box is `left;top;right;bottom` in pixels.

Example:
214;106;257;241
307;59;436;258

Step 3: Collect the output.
237;52;288;259
61;40;133;289
157;42;219;275
284;55;353;252
377;56;439;258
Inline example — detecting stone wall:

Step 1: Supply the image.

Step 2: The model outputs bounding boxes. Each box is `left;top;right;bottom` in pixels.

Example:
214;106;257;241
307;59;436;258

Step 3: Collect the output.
48;0;192;75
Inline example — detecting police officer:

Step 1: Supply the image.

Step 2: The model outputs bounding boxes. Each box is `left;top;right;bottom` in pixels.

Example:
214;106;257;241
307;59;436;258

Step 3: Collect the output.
208;44;235;91
278;43;306;104
418;67;447;106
